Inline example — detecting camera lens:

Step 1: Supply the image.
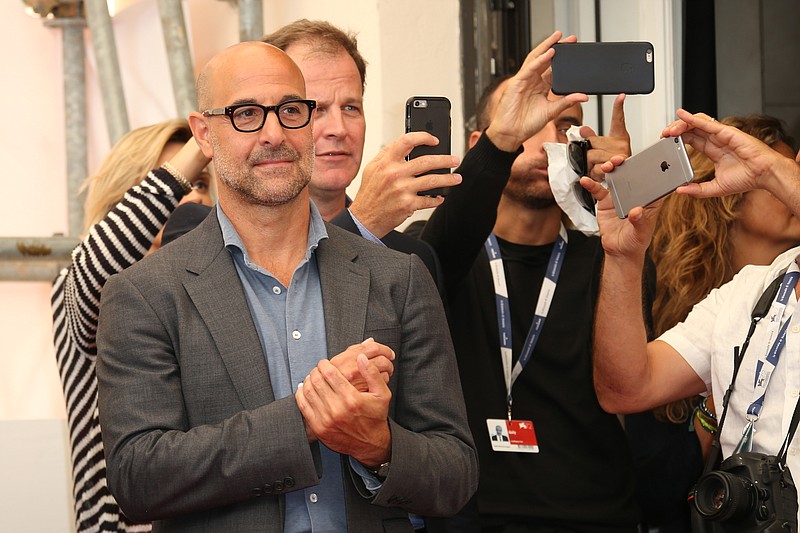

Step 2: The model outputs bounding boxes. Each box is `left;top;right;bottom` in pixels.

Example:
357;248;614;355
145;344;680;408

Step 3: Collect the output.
692;471;757;522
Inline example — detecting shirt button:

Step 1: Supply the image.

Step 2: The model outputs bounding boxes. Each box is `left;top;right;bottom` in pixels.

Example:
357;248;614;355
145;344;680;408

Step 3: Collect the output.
272;286;282;295
292;330;302;340
792;325;800;333
309;493;318;503
792;389;800;398
790;448;798;456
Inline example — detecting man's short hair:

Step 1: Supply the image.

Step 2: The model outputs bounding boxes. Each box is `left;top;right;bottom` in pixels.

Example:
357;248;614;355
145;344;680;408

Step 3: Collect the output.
263;19;368;93
474;74;512;132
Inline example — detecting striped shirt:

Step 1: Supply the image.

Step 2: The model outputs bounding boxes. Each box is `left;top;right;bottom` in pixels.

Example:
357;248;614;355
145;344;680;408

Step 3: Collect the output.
51;168;186;532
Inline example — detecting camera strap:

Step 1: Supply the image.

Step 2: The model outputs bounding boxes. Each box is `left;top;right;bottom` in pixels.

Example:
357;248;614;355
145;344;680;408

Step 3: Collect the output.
704;266;790;474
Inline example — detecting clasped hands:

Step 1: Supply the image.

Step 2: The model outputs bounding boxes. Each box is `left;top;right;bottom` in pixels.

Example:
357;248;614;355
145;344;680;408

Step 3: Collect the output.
295;337;394;469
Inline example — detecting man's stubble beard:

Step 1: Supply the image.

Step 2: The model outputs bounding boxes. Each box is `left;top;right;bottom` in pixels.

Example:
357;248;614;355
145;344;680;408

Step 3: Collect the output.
212;134;315;207
503;169;557;211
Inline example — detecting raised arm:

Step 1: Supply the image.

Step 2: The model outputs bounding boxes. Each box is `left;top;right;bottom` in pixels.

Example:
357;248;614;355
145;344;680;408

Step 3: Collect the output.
421;31;588;286
54;139;210;359
581;161;706;414
664;109;800;216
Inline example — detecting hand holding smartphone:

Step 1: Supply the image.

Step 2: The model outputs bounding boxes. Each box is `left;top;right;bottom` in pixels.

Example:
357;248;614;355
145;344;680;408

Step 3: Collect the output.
405;96;452;197
606;136;694;218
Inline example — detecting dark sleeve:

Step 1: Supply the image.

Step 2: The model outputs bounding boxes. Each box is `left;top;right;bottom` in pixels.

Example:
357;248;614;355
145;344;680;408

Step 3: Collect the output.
420;132;521;292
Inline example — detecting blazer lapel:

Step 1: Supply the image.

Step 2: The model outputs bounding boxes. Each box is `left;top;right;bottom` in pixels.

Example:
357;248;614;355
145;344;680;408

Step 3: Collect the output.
317;228;371;357
182;209;275;410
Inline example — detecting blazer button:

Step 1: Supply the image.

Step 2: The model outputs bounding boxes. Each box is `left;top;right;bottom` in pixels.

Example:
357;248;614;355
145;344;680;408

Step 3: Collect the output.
284;477;295;488
274;480;284;492
263;483;273;495
252;487;263;497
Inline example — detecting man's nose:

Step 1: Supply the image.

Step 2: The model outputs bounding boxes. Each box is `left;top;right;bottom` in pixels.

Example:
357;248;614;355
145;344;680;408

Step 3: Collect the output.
258;111;287;146
319;108;347;138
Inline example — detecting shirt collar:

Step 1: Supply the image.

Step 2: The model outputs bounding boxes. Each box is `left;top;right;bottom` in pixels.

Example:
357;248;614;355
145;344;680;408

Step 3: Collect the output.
217;200;328;264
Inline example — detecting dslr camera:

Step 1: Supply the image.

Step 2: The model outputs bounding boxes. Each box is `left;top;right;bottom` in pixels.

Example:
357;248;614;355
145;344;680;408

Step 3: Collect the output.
689;452;797;532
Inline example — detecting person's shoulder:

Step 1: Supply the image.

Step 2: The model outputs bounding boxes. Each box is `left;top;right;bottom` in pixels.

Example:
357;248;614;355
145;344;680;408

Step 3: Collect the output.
382;228;436;258
325;223;415;266
122;213;219;283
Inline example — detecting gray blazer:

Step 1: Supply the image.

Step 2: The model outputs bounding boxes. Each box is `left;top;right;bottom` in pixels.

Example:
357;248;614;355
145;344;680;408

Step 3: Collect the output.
97;207;477;532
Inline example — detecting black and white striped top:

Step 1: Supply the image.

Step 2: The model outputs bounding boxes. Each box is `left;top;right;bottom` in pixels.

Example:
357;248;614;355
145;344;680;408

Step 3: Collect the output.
51;169;185;532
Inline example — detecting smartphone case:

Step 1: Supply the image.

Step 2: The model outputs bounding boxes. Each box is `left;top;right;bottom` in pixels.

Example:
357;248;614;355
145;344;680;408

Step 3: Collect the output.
551;42;655;95
405;96;452;196
606;137;694;218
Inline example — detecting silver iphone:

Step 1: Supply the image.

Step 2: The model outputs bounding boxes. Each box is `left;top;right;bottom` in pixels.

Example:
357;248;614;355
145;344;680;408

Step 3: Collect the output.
606;136;694;218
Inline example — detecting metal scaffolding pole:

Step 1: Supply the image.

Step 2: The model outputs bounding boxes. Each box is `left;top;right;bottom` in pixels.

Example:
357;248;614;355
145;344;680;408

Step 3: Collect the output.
0;236;81;282
238;0;263;42
46;16;88;238
84;0;129;145
157;0;197;118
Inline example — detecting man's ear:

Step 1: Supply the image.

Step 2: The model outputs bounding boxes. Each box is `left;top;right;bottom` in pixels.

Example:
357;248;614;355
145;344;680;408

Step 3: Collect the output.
468;130;482;150
188;112;214;159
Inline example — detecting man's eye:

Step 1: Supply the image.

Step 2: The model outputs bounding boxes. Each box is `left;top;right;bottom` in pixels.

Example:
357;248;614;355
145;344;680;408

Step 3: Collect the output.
280;104;302;116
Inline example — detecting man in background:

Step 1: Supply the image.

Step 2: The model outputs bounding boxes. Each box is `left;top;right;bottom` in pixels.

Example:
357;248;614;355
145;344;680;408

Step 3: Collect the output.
420;31;644;531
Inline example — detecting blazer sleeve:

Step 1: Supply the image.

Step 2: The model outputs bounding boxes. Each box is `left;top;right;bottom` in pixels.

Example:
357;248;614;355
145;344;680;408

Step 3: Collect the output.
365;254;478;516
96;272;321;522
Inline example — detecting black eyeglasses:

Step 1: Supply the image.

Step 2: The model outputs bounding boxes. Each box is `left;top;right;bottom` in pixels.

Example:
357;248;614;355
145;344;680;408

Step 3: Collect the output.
567;139;596;214
201;99;317;132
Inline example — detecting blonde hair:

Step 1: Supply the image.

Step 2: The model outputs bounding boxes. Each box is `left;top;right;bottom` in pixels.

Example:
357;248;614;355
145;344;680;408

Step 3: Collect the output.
81;118;192;234
651;114;794;423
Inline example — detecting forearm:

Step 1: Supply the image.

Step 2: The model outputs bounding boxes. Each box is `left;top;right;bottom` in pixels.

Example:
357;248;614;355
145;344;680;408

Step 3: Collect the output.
594;252;653;413
60;169;186;357
421;133;520;285
763;156;800;219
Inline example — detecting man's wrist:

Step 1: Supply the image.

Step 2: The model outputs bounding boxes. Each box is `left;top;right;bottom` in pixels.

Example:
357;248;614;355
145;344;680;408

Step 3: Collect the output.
484;124;523;153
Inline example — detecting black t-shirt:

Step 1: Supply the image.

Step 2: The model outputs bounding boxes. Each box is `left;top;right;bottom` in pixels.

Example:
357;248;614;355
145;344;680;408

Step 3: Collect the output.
421;135;642;531
445;231;639;531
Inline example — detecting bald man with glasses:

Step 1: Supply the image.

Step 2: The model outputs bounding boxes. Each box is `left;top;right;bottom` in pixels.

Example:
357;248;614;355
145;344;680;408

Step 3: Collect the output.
95;42;476;532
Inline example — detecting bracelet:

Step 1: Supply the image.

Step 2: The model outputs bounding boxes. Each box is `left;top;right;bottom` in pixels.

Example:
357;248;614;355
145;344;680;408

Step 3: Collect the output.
694;406;718;435
160;161;193;194
699;396;717;421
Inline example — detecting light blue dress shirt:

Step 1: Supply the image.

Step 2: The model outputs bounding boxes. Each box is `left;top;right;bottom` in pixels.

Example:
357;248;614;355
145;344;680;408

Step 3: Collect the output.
217;203;347;532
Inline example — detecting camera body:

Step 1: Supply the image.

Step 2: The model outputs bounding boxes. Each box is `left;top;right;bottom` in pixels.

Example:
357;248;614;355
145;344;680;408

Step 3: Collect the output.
690;452;797;532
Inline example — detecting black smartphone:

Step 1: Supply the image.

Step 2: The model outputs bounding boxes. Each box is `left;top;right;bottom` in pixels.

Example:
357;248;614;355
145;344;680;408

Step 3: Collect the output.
551;42;655;95
606;136;694;218
405;96;452;197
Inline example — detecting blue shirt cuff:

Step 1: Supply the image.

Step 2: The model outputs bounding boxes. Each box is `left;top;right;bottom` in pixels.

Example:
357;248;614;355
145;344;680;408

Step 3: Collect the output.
348;209;386;246
348;456;383;494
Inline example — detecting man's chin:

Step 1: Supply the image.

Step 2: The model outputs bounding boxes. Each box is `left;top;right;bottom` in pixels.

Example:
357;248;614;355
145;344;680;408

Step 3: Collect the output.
310;171;357;193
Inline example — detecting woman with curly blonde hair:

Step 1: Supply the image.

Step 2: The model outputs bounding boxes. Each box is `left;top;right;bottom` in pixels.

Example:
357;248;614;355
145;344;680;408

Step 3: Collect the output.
628;114;798;532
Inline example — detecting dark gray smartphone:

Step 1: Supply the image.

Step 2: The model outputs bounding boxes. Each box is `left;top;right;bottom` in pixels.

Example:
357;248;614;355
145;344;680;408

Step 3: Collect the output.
606;136;694;218
551;42;655;95
405;96;452;197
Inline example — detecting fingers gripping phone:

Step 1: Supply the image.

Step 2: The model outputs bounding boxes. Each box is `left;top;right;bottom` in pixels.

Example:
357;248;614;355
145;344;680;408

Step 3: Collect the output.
551;42;655;95
606;136;694;218
405;96;452;197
